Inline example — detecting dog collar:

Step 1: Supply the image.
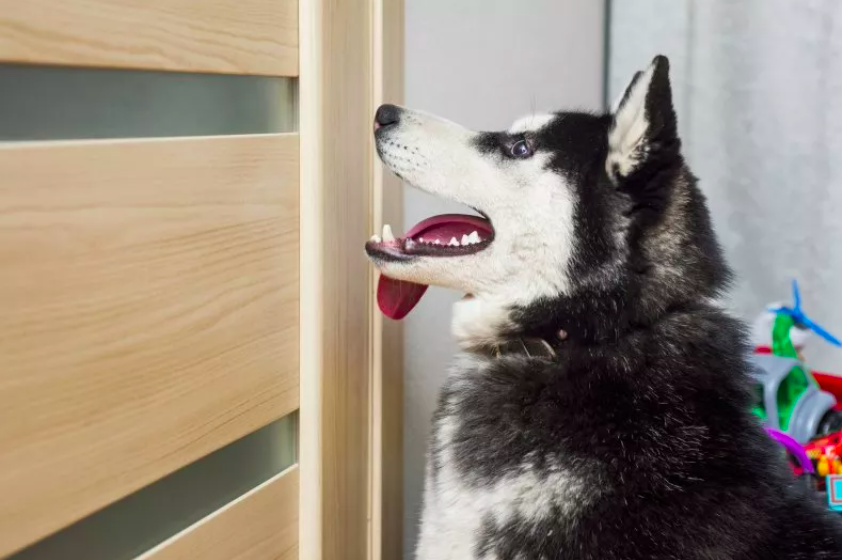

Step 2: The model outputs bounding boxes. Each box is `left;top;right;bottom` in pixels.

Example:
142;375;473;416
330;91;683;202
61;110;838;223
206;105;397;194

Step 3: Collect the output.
479;336;557;359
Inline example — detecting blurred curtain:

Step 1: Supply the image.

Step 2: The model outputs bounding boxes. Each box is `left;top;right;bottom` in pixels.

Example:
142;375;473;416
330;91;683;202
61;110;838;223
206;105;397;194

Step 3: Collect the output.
608;0;842;371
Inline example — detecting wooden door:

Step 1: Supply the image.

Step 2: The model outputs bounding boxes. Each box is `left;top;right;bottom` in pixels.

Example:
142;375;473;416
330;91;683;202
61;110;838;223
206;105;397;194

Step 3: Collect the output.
0;0;403;558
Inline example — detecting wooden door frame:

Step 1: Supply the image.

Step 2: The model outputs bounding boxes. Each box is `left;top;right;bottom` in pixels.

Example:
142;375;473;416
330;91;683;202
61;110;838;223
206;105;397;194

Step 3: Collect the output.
299;1;404;559
371;1;405;558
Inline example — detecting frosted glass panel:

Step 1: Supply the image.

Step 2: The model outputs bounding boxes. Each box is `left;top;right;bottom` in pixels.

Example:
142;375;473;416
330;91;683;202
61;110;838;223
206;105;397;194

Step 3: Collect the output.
9;415;297;560
0;64;297;141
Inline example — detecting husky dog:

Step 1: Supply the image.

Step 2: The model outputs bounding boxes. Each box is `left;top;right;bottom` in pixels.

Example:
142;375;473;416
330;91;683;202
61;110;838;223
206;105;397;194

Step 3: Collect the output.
365;56;842;559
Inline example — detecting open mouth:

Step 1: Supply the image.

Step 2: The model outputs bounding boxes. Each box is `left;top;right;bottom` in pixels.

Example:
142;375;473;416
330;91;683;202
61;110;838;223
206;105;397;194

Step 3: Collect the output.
365;213;494;320
365;213;493;261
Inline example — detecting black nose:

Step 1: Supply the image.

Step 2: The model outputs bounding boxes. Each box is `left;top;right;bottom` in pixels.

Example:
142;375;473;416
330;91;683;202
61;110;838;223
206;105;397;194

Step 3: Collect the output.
374;104;401;130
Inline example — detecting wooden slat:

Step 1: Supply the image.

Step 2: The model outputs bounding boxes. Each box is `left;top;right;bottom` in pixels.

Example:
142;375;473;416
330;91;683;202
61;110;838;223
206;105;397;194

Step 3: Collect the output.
0;134;299;557
0;0;298;76
137;466;299;560
371;1;405;559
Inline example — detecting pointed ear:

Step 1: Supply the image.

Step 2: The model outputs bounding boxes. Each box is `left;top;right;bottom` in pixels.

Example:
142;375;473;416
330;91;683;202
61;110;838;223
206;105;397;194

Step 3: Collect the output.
606;55;679;182
609;70;642;114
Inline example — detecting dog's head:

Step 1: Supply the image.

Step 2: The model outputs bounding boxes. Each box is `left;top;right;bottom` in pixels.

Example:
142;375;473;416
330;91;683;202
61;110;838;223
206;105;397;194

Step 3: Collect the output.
366;56;730;347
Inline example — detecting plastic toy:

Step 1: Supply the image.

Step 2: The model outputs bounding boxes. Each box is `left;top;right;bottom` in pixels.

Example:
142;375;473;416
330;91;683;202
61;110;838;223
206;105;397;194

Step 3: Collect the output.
750;280;842;443
813;371;842;405
752;283;842;515
768;281;841;352
827;475;842;512
804;430;842;485
770;425;842;510
767;427;814;476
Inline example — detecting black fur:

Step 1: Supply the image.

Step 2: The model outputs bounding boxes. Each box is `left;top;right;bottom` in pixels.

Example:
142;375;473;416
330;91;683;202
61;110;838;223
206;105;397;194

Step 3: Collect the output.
437;309;842;558
428;56;842;558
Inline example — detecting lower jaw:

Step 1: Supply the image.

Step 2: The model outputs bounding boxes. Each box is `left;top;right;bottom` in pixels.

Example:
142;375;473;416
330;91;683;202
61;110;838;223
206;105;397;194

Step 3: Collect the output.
366;216;494;319
365;238;491;262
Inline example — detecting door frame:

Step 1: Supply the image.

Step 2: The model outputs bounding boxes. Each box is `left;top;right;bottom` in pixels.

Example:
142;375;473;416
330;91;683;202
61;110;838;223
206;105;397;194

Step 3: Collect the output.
299;1;404;558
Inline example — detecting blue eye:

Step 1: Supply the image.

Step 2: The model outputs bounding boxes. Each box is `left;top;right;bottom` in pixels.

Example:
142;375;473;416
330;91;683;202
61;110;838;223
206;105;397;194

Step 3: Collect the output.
510;139;532;158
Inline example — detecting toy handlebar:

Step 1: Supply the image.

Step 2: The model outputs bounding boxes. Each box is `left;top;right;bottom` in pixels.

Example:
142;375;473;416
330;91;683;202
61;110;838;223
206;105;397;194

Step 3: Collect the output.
766;428;814;474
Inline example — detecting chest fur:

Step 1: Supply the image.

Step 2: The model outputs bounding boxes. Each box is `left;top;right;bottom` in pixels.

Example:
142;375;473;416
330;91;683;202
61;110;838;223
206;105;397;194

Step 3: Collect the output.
416;360;596;559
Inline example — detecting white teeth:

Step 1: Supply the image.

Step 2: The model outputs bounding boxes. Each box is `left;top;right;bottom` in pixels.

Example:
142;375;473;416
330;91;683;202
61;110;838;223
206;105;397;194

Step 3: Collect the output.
468;231;481;244
461;234;470;245
370;234;382;243
434;239;441;244
449;237;459;246
419;237;424;243
382;224;395;242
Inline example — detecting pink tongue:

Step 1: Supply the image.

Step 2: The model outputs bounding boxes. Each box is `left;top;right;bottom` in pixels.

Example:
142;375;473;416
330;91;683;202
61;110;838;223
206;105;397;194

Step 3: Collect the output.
377;214;492;320
378;277;429;320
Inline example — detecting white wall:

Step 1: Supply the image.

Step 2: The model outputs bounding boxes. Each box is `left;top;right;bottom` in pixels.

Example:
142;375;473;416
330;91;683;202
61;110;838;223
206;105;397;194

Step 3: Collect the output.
402;1;606;555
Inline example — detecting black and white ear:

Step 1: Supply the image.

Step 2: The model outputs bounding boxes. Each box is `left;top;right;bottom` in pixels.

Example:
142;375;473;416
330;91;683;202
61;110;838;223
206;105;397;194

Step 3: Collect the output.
606;55;678;182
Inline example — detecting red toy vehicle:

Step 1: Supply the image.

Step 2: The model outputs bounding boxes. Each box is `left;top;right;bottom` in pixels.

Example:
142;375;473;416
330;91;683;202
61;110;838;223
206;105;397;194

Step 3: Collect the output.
804;431;842;490
814;372;842;410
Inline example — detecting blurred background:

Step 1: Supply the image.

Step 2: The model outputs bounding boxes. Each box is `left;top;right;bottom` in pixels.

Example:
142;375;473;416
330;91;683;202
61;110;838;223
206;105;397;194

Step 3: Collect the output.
403;0;842;555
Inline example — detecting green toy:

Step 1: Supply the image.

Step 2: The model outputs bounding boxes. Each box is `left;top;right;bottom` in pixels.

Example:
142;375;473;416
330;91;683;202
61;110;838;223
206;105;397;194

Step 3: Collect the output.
750;280;842;442
766;312;811;430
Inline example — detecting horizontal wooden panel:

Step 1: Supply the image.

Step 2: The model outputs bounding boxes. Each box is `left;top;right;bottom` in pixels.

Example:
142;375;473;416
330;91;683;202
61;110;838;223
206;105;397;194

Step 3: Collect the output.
0;0;298;76
0;134;300;557
137;466;299;560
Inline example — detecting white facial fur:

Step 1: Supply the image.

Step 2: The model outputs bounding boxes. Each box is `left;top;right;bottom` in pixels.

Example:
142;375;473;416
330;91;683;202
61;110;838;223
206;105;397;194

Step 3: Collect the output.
373;108;575;346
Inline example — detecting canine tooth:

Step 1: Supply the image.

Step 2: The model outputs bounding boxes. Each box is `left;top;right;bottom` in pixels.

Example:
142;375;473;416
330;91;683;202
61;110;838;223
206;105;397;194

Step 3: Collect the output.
461;234;470;245
419;237;424;243
468;231;480;244
449;237;459;246
382;224;395;242
370;234;382;243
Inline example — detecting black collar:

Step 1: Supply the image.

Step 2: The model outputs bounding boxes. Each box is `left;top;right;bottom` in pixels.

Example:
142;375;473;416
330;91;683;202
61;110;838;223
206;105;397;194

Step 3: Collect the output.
475;336;558;359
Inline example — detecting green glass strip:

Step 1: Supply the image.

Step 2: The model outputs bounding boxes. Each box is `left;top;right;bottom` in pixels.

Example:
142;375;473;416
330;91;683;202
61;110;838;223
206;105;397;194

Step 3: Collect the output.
0;64;297;141
10;414;297;560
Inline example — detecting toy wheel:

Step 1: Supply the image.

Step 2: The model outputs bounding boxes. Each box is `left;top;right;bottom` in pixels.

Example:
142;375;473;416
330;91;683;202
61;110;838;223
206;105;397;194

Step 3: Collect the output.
818;409;842;436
